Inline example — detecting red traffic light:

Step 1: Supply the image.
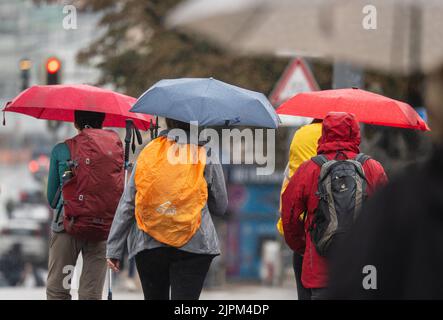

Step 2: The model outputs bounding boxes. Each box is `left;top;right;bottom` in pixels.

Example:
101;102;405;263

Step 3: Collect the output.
46;57;61;74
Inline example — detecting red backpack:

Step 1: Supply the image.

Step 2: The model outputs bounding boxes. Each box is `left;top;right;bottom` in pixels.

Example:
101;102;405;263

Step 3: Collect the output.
62;129;124;241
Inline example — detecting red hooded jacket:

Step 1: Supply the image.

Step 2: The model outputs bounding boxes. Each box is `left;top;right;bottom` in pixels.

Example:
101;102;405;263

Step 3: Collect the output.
281;112;388;289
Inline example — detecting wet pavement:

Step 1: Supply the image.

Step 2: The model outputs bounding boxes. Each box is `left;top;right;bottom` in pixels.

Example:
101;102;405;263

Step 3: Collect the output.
0;284;297;300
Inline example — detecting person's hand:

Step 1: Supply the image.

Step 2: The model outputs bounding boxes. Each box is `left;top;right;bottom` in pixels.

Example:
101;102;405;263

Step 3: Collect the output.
107;258;121;272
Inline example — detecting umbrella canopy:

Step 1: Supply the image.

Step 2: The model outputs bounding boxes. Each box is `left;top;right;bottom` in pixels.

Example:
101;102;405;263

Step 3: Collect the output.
276;88;430;131
3;84;153;131
168;0;443;75
167;0;328;58
130;78;280;128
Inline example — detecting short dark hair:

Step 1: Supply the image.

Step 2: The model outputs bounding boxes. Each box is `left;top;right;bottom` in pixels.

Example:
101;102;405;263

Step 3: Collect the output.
74;110;105;129
165;118;190;131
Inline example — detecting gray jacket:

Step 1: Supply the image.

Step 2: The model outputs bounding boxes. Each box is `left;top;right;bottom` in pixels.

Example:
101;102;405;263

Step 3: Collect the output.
106;136;228;260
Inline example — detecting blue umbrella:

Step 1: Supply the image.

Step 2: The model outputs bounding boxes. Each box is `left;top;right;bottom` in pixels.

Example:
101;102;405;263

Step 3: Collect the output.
130;78;280;128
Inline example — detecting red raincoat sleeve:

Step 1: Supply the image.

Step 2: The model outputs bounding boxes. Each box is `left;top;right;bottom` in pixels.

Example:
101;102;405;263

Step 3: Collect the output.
281;162;309;255
363;159;389;196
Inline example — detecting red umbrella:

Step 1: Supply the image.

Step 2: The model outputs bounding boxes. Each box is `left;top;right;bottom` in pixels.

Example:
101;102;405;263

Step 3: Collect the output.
2;84;153;130
276;88;430;131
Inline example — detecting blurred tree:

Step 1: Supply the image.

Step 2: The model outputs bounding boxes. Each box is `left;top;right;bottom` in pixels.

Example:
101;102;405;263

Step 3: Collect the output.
360;72;432;176
47;0;289;98
39;0;431;175
39;0;334;170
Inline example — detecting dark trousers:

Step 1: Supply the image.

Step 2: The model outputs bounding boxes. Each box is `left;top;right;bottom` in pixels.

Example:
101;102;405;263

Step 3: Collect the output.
310;287;328;300
135;247;215;300
293;252;312;300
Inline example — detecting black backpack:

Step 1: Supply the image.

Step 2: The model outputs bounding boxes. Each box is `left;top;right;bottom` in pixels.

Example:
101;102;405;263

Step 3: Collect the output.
310;152;370;257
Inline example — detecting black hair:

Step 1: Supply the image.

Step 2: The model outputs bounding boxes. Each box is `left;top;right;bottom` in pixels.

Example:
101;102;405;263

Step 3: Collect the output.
74;110;105;130
311;118;323;124
165;118;191;132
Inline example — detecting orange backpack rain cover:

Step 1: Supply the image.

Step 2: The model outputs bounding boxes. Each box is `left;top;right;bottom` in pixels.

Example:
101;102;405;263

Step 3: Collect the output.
134;136;208;247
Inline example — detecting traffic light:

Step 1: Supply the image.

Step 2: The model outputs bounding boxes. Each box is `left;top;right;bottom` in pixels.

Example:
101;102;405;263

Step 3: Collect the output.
46;57;62;132
19;58;32;90
46;57;61;85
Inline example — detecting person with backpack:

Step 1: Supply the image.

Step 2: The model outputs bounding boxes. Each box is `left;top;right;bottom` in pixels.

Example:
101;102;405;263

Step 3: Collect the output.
326;65;443;299
46;110;124;300
281;111;388;299
106;118;228;300
276;119;322;300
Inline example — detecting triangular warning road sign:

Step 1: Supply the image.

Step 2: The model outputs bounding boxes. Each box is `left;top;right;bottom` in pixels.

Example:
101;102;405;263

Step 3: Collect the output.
269;58;319;107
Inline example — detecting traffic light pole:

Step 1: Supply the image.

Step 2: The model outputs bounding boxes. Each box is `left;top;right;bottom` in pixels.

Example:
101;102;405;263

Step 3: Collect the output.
45;57;63;141
19;58;32;91
332;61;364;89
21;69;29;90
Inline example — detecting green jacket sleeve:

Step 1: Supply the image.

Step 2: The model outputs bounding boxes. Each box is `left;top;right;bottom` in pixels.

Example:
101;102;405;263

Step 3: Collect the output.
47;143;70;208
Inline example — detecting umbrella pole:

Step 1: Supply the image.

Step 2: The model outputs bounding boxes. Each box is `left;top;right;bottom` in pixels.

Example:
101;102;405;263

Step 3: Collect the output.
123;119;133;188
107;269;113;300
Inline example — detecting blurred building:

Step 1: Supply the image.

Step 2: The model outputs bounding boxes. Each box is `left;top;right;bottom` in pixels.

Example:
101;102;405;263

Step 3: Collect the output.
224;165;283;281
0;0;101;138
0;0;103;236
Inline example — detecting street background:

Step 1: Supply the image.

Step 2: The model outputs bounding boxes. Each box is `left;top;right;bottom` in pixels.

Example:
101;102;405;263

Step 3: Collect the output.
0;0;433;299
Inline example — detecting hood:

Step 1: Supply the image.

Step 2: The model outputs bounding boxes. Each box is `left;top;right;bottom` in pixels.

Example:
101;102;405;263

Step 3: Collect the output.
317;112;360;155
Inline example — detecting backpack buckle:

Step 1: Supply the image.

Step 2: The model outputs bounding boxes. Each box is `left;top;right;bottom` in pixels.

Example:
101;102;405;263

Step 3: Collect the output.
67;160;78;168
316;191;328;201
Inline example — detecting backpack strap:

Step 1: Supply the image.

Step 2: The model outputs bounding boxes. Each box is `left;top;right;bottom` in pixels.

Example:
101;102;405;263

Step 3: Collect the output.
64;139;72;156
51;184;63;208
355;153;371;165
311;155;328;167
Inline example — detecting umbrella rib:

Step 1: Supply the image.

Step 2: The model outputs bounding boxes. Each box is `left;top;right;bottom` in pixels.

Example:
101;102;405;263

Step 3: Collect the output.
200;79;213;123
37;107;46;120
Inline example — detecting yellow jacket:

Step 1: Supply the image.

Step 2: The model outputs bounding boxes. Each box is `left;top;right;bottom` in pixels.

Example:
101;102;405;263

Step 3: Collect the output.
277;122;322;235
